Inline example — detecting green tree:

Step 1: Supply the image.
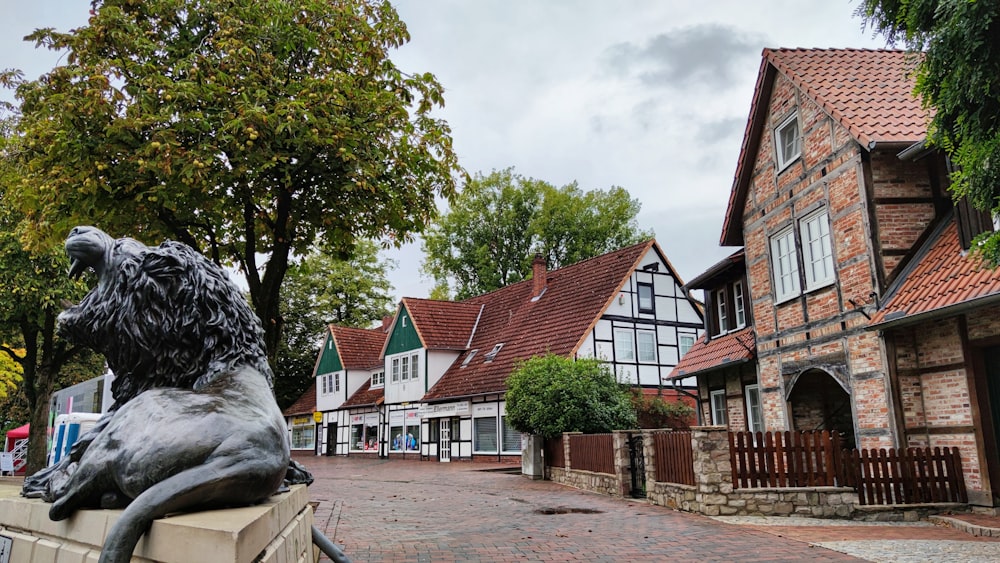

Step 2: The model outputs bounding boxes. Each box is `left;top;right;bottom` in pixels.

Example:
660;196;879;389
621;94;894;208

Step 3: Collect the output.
2;0;461;368
857;1;1000;262
275;240;395;408
0;215;97;474
505;354;637;439
423;168;650;299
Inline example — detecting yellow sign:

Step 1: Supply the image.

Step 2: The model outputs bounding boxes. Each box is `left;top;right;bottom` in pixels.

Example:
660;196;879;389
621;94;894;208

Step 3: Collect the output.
313;411;323;423
291;416;311;426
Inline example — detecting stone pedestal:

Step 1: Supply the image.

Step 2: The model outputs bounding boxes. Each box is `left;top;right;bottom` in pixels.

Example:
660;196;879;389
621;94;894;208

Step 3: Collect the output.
0;484;314;563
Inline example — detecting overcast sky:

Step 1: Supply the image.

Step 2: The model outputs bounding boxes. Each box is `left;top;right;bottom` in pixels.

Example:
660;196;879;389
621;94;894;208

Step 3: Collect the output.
1;1;889;301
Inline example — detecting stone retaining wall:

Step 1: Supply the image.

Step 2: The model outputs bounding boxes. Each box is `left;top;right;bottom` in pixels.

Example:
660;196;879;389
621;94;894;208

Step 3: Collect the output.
546;426;863;519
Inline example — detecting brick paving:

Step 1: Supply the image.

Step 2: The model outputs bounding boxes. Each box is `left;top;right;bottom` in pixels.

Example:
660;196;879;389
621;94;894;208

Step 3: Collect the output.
296;454;861;562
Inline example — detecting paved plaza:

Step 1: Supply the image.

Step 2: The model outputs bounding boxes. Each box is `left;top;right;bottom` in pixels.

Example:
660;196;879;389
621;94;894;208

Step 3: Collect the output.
296;454;1000;562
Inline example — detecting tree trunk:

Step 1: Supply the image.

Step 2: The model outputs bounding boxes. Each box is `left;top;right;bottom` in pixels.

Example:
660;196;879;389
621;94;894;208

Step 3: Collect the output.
25;371;54;475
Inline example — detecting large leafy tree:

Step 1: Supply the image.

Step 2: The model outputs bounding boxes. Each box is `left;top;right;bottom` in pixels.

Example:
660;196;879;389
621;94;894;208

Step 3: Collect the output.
0;205;98;473
857;1;1000;261
2;0;461;368
505;354;637;440
423;168;650;299
274;240;395;408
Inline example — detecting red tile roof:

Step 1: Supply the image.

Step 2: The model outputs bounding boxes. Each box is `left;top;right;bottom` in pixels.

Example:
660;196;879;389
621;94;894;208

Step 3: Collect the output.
722;49;928;246
283;381;317;417
402;298;482;350
870;217;1000;328
667;326;756;379
329;325;386;370
342;379;385;408
423;240;670;401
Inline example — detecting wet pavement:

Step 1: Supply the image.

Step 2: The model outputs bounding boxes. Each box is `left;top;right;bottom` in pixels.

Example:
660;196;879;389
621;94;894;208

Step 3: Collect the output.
297;454;1000;562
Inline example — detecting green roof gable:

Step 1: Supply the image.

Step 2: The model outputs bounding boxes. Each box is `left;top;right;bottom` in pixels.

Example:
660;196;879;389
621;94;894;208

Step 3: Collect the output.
385;306;423;355
315;330;343;374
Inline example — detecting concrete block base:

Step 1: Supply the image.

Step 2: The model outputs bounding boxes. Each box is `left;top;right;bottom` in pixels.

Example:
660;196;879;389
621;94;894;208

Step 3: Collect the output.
0;484;313;562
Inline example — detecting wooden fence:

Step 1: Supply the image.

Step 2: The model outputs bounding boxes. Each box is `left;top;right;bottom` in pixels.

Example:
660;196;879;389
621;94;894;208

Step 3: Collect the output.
568;433;614;474
544;435;565;468
730;430;845;488
848;446;967;505
654;431;695;485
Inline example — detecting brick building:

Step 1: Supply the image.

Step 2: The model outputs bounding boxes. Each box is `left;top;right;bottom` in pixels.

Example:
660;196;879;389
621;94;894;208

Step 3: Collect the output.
673;48;1000;506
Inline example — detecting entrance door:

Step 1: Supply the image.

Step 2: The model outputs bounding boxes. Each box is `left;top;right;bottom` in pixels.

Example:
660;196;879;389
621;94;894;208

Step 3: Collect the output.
439;419;451;462
326;423;337;456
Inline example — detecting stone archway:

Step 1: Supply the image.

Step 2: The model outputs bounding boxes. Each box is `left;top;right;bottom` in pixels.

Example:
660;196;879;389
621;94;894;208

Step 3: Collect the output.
786;368;855;446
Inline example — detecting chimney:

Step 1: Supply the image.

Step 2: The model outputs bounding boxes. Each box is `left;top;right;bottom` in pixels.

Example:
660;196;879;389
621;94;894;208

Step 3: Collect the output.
532;253;547;298
381;315;392;332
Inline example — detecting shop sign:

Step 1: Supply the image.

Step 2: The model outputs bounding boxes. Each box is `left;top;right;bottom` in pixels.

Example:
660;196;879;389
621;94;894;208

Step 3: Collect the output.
291;416;312;426
313;411;323;423
417;401;471;418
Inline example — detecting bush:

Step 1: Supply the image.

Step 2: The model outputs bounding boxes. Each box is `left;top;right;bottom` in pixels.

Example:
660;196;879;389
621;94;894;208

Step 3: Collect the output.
630;389;695;429
505;354;637;439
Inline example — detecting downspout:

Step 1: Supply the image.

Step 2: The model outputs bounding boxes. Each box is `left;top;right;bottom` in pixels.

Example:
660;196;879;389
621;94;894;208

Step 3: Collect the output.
670;379;703;426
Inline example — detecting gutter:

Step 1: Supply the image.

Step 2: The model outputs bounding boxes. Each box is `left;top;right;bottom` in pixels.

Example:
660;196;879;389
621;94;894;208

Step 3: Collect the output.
868;292;1000;332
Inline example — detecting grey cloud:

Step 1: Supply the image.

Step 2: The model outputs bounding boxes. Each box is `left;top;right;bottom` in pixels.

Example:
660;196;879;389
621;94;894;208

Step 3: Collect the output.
604;24;762;89
695;117;745;144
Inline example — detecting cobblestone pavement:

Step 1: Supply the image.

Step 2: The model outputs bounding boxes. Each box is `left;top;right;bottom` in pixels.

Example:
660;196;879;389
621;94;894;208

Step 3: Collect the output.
297;455;867;562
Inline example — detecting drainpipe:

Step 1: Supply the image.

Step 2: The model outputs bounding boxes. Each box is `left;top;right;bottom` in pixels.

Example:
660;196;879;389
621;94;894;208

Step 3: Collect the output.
670;379;703;426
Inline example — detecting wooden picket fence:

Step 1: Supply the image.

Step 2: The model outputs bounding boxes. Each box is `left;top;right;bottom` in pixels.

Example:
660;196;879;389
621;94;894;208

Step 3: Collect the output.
729;430;968;505
544;435;565;468
654;431;695;485
568;433;614;474
730;430;846;488
848;446;967;505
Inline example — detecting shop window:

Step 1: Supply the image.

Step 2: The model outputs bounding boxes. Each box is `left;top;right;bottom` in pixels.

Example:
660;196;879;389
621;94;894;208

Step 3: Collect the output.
474;417;497;453
405;421;420;451
291;425;315;449
390;425;404;451
501;416;521;453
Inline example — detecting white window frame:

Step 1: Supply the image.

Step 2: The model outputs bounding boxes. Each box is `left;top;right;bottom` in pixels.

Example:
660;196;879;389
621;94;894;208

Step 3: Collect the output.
371;370;384;388
715;288;728;335
409;353;420;380
775;112;801;170
745;384;764;434
391;358;400;383
614;328;635;361
770;227;800;303
710;389;727;425
800;209;835;290
320;374;328;395
679;334;696;358
401;355;410;381
734;281;746;329
334;373;340;393
637;330;657;363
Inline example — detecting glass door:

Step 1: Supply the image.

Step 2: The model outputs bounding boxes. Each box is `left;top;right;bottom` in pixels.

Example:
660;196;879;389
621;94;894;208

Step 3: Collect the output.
439;418;451;462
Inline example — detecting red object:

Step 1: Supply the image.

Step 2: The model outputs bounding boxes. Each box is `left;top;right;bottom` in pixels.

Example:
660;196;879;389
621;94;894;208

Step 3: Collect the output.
5;423;29;440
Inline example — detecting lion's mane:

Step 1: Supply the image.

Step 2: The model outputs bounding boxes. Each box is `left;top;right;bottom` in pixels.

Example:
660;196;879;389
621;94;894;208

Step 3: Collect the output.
58;237;272;410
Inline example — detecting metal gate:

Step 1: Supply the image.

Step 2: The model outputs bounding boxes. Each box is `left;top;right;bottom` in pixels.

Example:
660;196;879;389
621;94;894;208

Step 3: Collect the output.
628;433;646;498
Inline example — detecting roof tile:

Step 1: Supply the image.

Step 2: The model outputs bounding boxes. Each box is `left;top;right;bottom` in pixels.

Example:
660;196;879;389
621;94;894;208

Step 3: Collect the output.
667;326;756;379
870;218;1000;326
423;240;659;401
330;325;387;370
342;379;385;408
282;381;317;417
402;298;482;350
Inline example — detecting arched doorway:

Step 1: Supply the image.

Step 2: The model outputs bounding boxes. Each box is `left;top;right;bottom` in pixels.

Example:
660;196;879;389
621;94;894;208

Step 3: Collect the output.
787;368;855;446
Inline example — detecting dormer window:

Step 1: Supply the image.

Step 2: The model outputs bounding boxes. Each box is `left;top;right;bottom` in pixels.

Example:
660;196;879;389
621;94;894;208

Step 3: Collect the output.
775;112;801;170
371;370;384;388
484;343;504;362
461;349;478;367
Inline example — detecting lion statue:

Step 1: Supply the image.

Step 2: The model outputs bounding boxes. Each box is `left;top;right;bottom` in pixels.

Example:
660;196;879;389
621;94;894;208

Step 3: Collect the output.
23;226;296;563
